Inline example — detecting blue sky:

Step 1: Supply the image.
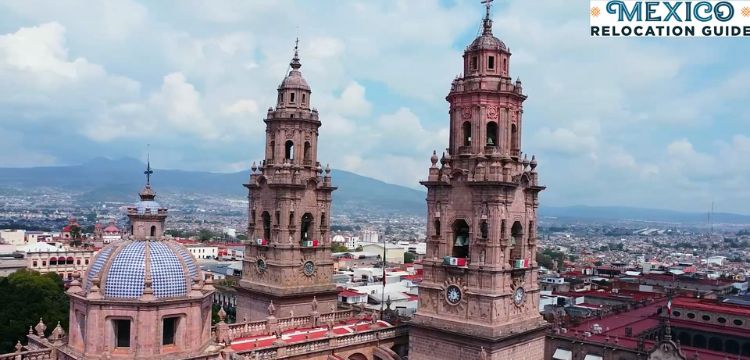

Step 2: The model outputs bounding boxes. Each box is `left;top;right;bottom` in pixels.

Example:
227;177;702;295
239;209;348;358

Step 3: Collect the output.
0;0;748;213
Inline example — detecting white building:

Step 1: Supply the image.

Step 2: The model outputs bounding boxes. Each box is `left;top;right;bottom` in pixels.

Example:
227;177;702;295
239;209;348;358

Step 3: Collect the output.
0;229;26;245
186;244;218;260
360;229;379;243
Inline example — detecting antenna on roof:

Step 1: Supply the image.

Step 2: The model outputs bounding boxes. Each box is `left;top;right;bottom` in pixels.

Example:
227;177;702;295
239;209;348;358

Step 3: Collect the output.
144;144;153;186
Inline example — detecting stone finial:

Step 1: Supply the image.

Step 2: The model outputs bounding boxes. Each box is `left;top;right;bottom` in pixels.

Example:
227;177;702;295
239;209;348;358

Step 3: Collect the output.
190;276;203;298
15;341;22;353
88;275;103;300
522;154;530;169
440;152;447;166
35;318;46;336
50;321;65;342
385;295;392;309
479;346;488;360
530;155;537;171
28;326;33;335
67;275;82;295
218;306;227;322
430;150;438;167
203;275;215;291
141;274;156;301
311;296;318;312
268;301;276;317
324;164;331;175
289;309;294;318
251;161;257;173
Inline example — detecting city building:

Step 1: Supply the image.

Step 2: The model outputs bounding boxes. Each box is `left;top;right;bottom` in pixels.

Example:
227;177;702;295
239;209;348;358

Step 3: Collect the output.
361;243;405;265
0;229;26;245
186;244;219;260
409;2;548;359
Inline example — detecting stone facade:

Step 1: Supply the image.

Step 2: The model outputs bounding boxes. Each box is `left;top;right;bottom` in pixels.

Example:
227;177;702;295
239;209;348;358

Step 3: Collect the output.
236;41;338;321
409;3;547;359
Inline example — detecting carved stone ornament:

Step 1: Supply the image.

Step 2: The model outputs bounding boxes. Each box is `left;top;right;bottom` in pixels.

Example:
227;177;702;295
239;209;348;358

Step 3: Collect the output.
462;107;472;119
487;105;498;120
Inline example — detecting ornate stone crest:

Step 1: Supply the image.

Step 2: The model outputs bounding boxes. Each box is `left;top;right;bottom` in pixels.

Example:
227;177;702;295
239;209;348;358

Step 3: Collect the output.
462;107;473;119
487;105;498;120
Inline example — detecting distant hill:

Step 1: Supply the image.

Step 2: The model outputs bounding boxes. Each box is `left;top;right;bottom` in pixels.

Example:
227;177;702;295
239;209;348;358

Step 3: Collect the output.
0;157;426;215
1;159;748;223
539;205;750;225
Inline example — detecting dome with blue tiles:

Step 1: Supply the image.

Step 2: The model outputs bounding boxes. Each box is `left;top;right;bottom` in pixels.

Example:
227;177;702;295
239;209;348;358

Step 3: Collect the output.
82;239;201;299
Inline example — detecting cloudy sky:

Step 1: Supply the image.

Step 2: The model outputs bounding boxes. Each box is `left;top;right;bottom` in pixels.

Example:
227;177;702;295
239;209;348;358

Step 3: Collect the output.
0;0;748;213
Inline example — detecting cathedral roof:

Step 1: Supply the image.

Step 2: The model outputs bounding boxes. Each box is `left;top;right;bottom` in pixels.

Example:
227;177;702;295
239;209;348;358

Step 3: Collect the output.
82;239;201;299
468;33;507;51
278;38;310;91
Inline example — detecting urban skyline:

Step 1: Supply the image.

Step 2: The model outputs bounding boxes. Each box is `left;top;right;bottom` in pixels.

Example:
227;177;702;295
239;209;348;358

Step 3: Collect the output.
0;1;748;213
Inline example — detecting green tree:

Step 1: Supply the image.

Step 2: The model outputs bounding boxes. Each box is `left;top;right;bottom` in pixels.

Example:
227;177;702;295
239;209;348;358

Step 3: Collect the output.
0;270;69;353
331;243;349;253
404;252;416;263
198;229;214;242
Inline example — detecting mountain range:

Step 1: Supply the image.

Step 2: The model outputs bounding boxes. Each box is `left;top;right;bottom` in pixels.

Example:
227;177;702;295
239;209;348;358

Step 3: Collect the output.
1;158;748;224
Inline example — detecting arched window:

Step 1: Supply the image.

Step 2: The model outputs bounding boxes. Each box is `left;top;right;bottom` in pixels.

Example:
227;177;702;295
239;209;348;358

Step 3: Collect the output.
289;92;295;103
434;219;441;236
301;213;314;242
150;226;156;237
261;212;271;240
304;142;311;163
462;122;472;146
511;123;519;153
285;140;294;160
302;93;306;104
693;334;706;348
50;258;57;266
486;121;498;146
67;257;74;265
452;220;470;258
320;212;326;227
708;337;722;351
511;221;523;260
269;141;275;160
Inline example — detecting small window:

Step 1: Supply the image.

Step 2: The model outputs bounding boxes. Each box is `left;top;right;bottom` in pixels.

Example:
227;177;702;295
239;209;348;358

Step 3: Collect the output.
672;311;681;317
702;315;711;321
114;319;131;348
471;56;478;70
434;219;441;236
717;317;726;324
33;261;37;267
85;259;89;265
162;317;178;345
42;261;46;266
687;313;695;319
488;56;495;69
290;93;295;103
503;58;508;71
733;319;743;326
302;93;306;103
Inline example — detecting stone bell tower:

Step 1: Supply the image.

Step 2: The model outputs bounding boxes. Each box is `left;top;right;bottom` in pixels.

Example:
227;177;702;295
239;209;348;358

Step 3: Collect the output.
409;2;548;359
235;39;338;321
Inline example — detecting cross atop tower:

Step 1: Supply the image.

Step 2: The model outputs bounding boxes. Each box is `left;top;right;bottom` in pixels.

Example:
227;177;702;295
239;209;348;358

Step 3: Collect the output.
144;154;153;186
290;37;302;70
482;0;493;19
481;0;494;35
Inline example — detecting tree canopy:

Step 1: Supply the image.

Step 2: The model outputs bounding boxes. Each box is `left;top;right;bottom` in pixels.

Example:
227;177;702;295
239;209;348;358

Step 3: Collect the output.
0;270;69;353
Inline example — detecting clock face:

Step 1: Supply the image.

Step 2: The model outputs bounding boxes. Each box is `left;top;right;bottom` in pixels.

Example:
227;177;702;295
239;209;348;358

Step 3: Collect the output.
303;260;315;276
445;285;462;305
256;259;266;273
513;287;526;306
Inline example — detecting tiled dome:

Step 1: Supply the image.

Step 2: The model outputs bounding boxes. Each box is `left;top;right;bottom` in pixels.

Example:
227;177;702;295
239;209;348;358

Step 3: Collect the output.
469;34;507;51
279;70;310;91
83;239;201;299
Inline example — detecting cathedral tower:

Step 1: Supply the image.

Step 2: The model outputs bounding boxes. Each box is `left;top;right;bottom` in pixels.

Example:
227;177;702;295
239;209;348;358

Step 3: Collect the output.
409;2;548;359
235;40;338;321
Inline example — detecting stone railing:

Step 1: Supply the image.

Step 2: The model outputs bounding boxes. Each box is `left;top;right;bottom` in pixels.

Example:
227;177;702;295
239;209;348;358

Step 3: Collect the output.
227;319;268;339
233;325;408;358
0;349;54;360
